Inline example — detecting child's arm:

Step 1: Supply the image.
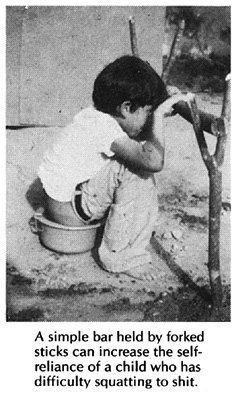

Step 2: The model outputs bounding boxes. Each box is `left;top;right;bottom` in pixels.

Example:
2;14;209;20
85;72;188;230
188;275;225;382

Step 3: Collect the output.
111;94;188;172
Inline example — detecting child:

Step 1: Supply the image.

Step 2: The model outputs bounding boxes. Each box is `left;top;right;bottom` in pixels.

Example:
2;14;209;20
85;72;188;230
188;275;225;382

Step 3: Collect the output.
38;55;185;281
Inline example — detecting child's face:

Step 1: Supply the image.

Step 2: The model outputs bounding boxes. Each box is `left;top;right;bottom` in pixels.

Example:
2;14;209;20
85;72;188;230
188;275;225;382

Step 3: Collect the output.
120;105;153;138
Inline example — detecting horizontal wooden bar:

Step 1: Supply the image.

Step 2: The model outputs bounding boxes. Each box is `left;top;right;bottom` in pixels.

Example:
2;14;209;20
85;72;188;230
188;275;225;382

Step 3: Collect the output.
173;100;218;136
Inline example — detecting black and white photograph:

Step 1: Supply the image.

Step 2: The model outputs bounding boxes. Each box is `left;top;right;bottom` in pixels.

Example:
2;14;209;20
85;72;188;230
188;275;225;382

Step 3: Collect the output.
6;5;231;323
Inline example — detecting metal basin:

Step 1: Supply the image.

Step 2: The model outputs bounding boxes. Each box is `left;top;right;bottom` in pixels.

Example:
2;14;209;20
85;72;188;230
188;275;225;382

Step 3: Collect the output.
30;210;102;254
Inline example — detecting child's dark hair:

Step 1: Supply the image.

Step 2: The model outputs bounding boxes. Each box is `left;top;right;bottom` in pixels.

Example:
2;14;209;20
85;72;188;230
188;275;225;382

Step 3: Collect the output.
92;55;168;115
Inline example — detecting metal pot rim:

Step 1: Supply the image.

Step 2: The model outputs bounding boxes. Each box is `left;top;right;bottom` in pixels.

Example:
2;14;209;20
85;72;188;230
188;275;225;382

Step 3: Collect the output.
34;214;102;231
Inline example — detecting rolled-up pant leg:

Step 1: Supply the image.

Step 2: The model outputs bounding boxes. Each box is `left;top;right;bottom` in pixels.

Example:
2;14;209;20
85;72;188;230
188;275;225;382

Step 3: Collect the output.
80;159;158;273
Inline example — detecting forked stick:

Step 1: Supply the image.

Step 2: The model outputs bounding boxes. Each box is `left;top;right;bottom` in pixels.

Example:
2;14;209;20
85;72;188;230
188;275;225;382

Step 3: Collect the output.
162;18;185;83
187;75;230;310
129;16;139;57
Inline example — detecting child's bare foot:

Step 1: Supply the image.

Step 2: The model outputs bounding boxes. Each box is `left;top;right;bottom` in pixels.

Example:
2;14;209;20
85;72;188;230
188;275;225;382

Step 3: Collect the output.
122;262;158;281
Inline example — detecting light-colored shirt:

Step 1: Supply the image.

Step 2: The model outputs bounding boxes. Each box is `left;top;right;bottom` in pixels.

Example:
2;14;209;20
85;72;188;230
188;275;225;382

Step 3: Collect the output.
38;107;126;201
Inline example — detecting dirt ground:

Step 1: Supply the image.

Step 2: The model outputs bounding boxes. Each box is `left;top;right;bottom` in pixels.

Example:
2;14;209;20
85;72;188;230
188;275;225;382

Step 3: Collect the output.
6;93;231;322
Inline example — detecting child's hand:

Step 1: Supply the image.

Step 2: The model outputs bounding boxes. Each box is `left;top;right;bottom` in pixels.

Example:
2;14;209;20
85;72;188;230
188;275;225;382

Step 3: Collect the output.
166;85;181;97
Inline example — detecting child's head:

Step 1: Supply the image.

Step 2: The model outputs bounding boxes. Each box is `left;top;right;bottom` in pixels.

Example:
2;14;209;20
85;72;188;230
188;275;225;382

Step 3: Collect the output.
92;55;168;115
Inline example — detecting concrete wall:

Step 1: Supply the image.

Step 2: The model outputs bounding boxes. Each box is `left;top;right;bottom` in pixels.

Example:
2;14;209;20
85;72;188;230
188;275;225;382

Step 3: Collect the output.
6;6;166;126
6;6;25;125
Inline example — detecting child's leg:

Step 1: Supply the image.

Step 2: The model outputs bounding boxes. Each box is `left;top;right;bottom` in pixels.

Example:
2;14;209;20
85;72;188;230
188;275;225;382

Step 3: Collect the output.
80;159;158;280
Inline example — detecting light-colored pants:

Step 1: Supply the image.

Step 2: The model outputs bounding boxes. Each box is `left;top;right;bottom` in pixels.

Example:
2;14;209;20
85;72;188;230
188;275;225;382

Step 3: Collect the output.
77;159;159;273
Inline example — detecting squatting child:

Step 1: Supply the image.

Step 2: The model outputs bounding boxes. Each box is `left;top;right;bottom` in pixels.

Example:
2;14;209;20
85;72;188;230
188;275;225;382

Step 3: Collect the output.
38;55;185;281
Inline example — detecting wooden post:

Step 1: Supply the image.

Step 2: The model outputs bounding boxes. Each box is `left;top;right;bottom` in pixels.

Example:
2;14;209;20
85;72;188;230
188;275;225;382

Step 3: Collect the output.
129;16;139;57
208;167;223;307
162;18;185;83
